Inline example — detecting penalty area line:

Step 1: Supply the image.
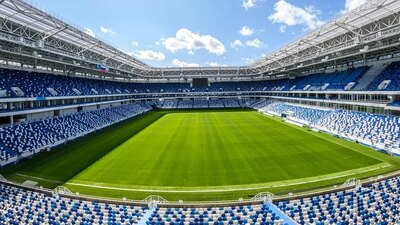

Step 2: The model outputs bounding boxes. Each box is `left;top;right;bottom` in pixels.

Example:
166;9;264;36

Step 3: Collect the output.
15;173;64;184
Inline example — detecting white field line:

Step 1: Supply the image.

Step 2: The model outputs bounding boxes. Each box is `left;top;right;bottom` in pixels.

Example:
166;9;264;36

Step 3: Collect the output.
15;173;64;184
65;164;391;193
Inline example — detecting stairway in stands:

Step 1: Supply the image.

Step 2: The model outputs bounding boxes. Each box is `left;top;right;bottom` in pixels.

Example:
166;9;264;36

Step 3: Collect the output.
138;209;152;225
353;63;388;90
270;203;299;225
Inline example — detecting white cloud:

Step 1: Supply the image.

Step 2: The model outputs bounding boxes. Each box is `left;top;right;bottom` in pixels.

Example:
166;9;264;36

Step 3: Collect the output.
239;26;254;36
172;59;199;67
100;26;117;36
268;0;324;30
162;28;226;55
207;62;227;67
242;0;256;10
242;57;255;64
84;28;95;37
279;25;286;33
246;38;263;48
230;40;243;49
131;41;139;47
134;50;166;61
344;0;368;12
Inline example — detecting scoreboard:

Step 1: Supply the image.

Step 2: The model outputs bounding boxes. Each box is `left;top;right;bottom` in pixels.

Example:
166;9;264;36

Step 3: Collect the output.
192;78;209;88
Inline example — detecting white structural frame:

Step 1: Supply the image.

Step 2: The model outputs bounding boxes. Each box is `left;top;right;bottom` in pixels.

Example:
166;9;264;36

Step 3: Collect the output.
341;178;362;189
251;0;400;75
0;0;399;80
52;186;73;197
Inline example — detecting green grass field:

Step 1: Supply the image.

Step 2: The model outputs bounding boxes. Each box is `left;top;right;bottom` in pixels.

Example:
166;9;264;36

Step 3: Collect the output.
2;109;400;201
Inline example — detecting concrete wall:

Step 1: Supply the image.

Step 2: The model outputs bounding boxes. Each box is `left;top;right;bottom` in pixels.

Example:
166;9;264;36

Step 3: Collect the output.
26;111;54;121
60;108;77;116
82;105;97;112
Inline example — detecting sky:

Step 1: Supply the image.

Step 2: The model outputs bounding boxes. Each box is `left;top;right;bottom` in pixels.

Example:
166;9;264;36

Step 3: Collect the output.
28;0;369;67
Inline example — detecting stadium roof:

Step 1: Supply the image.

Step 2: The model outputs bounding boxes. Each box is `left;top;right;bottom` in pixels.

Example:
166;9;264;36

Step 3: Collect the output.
251;0;400;74
0;0;399;80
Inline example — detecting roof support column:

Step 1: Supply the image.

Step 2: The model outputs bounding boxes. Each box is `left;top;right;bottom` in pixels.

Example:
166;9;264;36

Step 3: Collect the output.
34;57;37;70
363;53;366;66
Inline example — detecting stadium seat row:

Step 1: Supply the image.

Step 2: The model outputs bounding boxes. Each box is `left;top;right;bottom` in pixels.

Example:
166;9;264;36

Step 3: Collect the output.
0;103;152;163
0;66;374;99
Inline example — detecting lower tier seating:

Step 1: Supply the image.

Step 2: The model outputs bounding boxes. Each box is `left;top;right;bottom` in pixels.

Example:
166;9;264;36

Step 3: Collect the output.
313;110;400;150
258;102;400;152
155;99;244;109
0;103;152;162
147;204;286;225
259;102;331;124
1;174;400;225
278;186;400;225
0;183;146;225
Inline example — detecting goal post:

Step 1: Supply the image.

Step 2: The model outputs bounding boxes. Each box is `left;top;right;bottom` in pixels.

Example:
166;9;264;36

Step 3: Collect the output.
251;192;274;204
341;178;362;189
142;195;169;209
52;186;73;197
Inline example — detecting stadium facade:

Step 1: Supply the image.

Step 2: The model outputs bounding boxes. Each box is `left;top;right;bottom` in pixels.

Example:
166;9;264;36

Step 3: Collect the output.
1;0;400;224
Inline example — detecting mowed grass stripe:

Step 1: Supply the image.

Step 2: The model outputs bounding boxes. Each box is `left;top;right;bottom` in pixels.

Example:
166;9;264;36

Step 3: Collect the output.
69;111;382;190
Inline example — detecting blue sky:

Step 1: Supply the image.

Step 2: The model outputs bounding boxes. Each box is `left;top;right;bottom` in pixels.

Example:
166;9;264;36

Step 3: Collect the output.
30;0;367;67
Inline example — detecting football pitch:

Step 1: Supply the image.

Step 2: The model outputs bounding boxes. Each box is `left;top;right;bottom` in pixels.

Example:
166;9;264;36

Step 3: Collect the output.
2;109;400;201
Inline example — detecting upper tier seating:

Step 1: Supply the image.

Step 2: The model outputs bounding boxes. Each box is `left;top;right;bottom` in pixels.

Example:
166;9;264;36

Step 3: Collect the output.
368;62;400;91
0;66;370;98
0;68;191;98
283;67;369;91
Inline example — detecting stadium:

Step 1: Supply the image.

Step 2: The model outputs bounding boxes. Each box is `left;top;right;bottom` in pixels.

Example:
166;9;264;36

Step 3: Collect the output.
1;0;400;224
